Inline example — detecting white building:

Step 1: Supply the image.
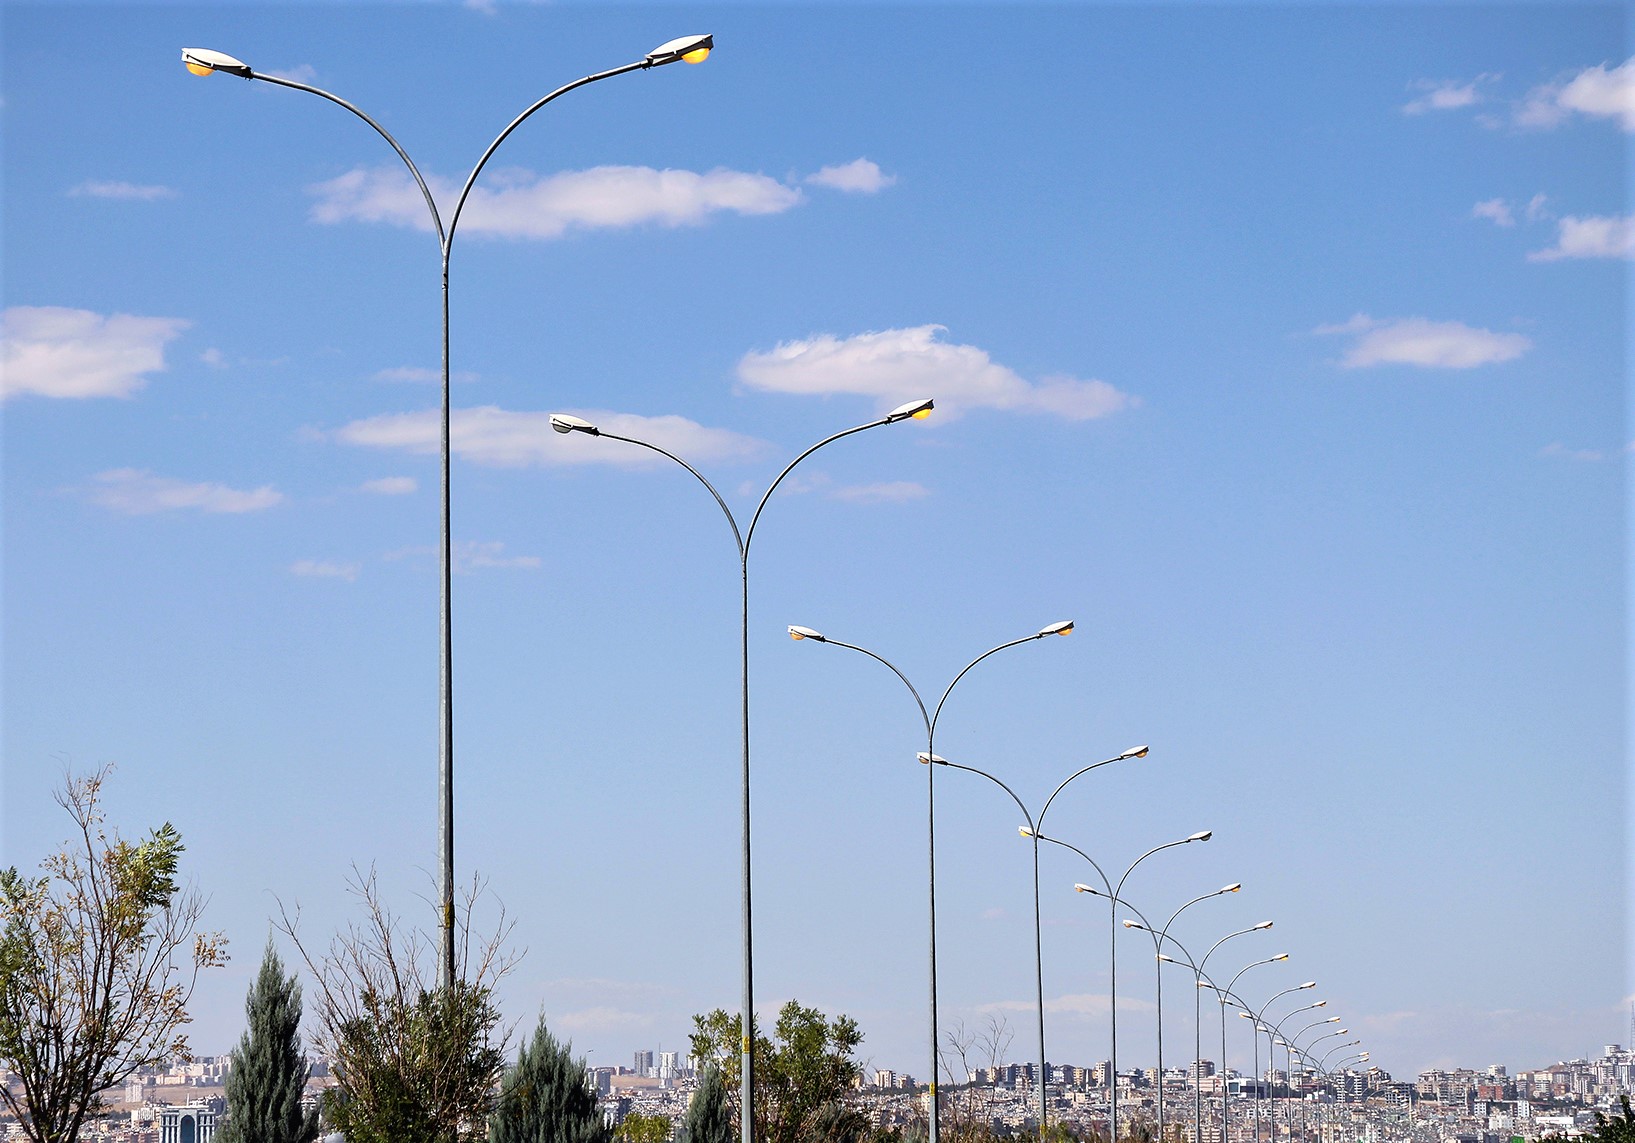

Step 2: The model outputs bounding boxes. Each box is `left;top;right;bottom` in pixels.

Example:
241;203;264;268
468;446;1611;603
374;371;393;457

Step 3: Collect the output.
159;1101;218;1143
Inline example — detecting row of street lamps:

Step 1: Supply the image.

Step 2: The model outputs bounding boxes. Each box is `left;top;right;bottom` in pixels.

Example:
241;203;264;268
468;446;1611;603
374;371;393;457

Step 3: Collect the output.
186;39;1366;1143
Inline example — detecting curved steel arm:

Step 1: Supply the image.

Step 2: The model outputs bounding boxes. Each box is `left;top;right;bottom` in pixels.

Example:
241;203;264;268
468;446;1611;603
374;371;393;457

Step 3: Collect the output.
1034;831;1115;898
937;758;1034;831
447;59;649;245
1225;955;1284;997
1200;924;1264;976
249;72;445;244
1038;752;1135;833
1113;837;1191;902
821;639;931;735
745;416;890;555
597;431;744;557
1255;983;1315;1025
929;635;1041;737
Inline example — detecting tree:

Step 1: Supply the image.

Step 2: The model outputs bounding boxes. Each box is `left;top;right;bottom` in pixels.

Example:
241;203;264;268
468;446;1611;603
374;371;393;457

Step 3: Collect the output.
0;767;227;1143
682;1066;733;1143
487;1018;610;1143
218;941;321;1143
1594;1096;1635;1143
689;1000;864;1143
616;1112;672;1143
281;866;516;1143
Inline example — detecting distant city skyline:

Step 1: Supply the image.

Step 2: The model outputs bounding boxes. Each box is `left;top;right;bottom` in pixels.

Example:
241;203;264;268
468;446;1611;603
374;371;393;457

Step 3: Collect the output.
1;2;1625;1084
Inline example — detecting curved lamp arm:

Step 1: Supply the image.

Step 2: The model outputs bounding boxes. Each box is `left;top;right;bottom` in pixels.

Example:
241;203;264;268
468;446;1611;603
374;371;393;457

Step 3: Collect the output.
589;430;744;557
1036;744;1151;835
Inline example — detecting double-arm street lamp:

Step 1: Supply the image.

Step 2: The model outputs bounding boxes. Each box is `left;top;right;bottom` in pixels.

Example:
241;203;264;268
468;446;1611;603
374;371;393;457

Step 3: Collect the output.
551;400;932;1143
909;747;1149;1136
1118;887;1241;1142
1198;956;1289;1143
184;35;715;990
1236;982;1316;1142
784;621;1076;1143
1037;832;1213;1142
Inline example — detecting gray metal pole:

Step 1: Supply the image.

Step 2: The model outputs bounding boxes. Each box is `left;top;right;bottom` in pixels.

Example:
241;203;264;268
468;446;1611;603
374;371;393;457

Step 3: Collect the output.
1156;954;1165;1143
928;745;940;1143
1032;835;1047;1139
739;558;754;1140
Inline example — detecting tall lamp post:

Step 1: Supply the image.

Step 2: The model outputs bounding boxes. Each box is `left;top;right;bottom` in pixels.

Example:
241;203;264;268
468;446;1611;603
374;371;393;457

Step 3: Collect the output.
784;622;1077;1143
1236;981;1316;1142
1121;888;1242;1143
183;36;715;991
1260;1001;1328;1143
1200;956;1288;1143
1037;831;1214;1143
912;748;1150;1137
551;400;932;1143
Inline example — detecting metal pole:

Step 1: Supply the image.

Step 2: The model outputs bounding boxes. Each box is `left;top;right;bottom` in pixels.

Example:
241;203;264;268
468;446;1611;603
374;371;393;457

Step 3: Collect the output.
1032;833;1047;1139
1156;952;1165;1143
928;741;940;1143
739;558;754;1140
1108;894;1118;1143
1193;975;1203;1143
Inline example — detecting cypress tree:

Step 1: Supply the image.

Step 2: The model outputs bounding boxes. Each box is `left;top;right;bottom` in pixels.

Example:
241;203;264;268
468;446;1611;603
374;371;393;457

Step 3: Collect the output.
681;1066;732;1143
488;1018;611;1143
219;941;321;1143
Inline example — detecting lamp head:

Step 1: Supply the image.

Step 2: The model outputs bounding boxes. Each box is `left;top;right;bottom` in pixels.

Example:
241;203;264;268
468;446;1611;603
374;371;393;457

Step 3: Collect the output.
917;752;948;766
1326;1017;1340;1024
1188;830;1213;842
1124;919;1147;930
1337;1028;1349;1034
1254;920;1274;930
550;413;599;435
1018;826;1034;839
885;397;935;423
1074;883;1097;895
788;625;826;642
646;34;714;66
1037;620;1074;637
1300;981;1317;989
1157;953;1178;964
1221;882;1242;894
182;48;252;78
1313;1001;1327;1008
1118;744;1151;759
1274;953;1290;961
1238;1011;1253;1020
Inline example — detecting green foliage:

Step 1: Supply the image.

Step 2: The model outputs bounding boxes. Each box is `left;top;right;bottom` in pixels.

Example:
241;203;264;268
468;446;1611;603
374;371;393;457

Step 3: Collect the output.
218;942;320;1143
1594;1096;1635;1143
617;1111;673;1143
283;867;515;1143
682;1066;733;1143
487;1018;611;1143
689;999;864;1143
0;767;226;1143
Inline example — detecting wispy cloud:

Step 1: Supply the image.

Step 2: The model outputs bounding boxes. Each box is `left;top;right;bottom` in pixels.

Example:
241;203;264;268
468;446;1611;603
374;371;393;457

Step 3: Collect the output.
1528;214;1635;261
1403;75;1496;115
335;406;766;468
82;468;283;515
2;306;190;400
360;476;418;495
291;559;360;581
372;366;478;384
1539;441;1607;462
263;64;317;83
456;540;539;572
832;480;929;503
1314;314;1531;369
1517;57;1635;131
311;165;804;239
806;158;896;194
976;992;1153;1018
737;325;1134;421
1471;198;1514;227
68;180;176;201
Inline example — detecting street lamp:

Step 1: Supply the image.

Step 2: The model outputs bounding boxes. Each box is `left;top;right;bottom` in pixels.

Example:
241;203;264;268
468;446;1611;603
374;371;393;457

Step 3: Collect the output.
916;747;1148;1137
1045;830;1212;1143
552;401;931;1143
786;621;1074;1143
186;36;713;993
1121;886;1240;1143
1200;955;1289;1143
1238;981;1316;1142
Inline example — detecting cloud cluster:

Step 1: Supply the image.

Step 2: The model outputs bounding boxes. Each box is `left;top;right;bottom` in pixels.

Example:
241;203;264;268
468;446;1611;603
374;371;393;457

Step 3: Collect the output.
1314;315;1531;369
360;476;417;495
1402;75;1495;115
1518;57;1635;131
2;306;189;400
334;406;767;468
291;559;360;581
1528;214;1634;261
805;158;896;193
737;325;1133;421
83;468;283;515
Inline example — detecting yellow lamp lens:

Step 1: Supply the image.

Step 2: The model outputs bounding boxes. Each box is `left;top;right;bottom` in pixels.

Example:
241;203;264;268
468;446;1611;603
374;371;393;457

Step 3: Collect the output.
911;407;932;419
682;47;711;63
186;61;214;76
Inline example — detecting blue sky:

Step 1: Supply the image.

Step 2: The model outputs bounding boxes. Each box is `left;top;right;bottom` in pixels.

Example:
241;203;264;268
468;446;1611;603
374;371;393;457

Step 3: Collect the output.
2;2;1627;1082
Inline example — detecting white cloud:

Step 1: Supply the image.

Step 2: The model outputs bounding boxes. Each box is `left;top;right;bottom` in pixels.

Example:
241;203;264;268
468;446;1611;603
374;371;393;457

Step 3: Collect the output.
1314;314;1531;369
335;406;767;468
1528;214;1635;261
456;540;538;572
264;64;317;83
806;159;896;194
1471;198;1514;227
360;476;418;495
1518;58;1635;131
68;180;176;201
372;366;478;384
1525;193;1551;221
1539;441;1606;462
199;347;227;368
1403;76;1494;115
2;307;190;400
737;325;1134;421
832;480;929;503
291;559;360;581
311;164;803;239
553;1007;652;1033
83;468;283;515
976;992;1153;1018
